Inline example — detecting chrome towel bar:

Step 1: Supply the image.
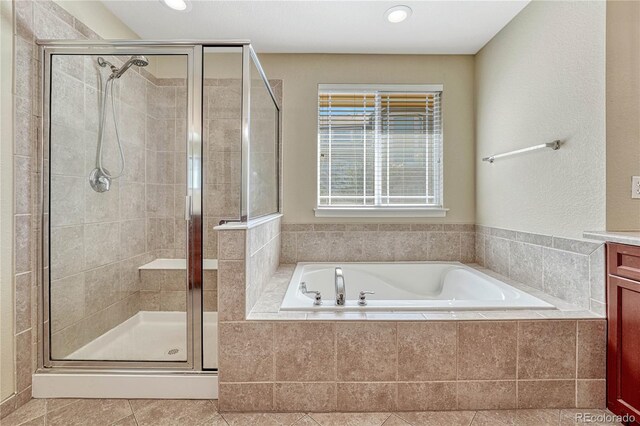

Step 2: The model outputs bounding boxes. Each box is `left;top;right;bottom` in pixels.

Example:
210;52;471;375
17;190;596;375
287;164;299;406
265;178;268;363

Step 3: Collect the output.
482;140;562;163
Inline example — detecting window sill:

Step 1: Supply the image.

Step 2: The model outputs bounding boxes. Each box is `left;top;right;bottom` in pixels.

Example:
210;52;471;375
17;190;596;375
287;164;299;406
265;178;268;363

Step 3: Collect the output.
314;207;449;218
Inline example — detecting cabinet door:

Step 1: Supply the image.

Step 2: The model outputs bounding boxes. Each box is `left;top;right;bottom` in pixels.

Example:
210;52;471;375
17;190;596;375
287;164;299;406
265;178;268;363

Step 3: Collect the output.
608;243;640;281
608;275;640;420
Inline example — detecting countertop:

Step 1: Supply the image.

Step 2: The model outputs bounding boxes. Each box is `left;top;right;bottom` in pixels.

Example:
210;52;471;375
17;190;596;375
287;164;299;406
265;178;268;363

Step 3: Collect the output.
584;231;640;247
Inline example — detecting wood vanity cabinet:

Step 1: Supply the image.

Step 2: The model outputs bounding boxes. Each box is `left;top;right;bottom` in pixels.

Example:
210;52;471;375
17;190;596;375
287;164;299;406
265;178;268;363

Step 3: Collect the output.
607;243;640;422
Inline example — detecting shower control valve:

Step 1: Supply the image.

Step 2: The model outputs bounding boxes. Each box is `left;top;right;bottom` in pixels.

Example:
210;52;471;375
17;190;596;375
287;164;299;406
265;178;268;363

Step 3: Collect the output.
300;282;322;306
358;290;375;306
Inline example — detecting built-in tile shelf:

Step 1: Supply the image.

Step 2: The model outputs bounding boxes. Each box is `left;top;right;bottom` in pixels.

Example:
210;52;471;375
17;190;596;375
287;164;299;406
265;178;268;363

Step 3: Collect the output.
584;231;640;247
138;258;218;270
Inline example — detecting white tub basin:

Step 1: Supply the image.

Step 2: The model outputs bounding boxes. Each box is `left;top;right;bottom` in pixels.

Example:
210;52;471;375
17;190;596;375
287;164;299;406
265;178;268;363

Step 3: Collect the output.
280;262;554;311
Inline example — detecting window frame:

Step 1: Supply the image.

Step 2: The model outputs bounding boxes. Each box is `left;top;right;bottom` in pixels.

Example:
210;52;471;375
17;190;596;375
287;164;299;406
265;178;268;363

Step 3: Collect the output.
315;83;447;218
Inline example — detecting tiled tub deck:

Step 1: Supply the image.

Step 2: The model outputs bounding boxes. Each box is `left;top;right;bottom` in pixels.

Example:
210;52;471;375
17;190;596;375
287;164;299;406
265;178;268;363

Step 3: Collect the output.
217;263;606;413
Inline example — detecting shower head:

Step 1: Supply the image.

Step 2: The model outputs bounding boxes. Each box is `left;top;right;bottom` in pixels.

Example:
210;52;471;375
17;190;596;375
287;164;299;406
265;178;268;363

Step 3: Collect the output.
109;55;149;79
129;55;150;67
97;55;149;79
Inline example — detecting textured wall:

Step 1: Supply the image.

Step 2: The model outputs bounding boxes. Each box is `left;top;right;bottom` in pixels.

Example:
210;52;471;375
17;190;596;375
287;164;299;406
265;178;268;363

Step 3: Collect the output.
258;54;475;225
606;0;640;230
475;1;606;239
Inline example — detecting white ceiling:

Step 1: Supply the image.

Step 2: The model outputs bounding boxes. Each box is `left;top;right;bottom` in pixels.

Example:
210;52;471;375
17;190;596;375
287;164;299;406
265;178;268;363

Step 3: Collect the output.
102;0;530;54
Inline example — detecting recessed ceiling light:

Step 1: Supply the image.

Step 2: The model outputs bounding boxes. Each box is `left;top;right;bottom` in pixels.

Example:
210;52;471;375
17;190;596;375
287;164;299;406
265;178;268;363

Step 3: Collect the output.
385;5;412;23
161;0;191;12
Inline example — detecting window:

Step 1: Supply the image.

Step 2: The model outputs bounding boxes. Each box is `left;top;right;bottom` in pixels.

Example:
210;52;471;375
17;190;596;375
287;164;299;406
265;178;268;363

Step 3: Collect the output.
316;84;445;217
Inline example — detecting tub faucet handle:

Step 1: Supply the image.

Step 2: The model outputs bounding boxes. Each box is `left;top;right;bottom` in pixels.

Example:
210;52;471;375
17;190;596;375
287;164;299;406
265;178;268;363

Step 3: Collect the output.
301;282;322;306
358;290;375;306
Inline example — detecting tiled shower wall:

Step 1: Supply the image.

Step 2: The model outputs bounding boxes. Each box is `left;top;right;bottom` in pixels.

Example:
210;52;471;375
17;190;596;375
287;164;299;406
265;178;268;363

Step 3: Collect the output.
201;78;282;259
475;226;606;315
203;78;242;260
144;76;187;261
3;0;105;418
47;60;190;357
3;1;196;416
48;55;143;359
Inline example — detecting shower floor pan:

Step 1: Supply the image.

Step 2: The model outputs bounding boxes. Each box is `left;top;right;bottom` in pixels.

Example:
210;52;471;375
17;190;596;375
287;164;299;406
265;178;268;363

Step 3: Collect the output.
66;311;218;367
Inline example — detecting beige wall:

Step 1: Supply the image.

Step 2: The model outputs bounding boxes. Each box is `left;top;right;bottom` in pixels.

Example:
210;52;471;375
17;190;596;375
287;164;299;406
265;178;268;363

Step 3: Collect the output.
606;0;640;231
258;54;476;224
1;0;15;404
475;0;606;239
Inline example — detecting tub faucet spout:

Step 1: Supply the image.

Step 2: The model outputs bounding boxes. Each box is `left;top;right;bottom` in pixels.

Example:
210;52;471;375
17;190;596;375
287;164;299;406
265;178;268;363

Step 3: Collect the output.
335;267;346;306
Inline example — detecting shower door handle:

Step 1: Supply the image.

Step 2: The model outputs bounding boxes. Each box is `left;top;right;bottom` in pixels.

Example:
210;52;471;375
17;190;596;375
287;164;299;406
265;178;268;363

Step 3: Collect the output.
185;195;192;221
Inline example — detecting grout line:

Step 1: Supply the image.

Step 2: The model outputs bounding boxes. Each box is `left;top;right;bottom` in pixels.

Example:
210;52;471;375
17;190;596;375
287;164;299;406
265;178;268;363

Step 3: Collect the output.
127;400;139;426
467;411;478;426
515;320;520;408
575;320;579;407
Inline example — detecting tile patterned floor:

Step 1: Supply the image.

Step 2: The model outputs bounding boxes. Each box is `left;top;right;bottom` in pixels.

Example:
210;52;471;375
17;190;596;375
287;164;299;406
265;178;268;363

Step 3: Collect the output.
0;399;623;426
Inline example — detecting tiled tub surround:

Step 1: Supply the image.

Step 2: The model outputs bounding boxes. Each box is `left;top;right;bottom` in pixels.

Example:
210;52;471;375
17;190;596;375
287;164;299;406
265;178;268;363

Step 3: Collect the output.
215;214;282;320
281;223;604;315
47;59;189;359
217;215;606;412
475;226;606;315
218;318;606;412
281;224;476;264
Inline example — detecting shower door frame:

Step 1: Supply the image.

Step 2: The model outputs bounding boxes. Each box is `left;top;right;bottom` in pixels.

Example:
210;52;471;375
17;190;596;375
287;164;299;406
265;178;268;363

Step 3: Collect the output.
37;41;214;372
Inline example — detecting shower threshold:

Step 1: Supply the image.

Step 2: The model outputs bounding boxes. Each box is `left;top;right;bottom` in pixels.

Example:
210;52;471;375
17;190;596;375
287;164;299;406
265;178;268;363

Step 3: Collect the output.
66;311;218;366
33;311;218;399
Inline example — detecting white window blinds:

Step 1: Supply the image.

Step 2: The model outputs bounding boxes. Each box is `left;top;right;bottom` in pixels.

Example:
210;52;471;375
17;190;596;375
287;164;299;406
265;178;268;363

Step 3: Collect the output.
317;84;443;208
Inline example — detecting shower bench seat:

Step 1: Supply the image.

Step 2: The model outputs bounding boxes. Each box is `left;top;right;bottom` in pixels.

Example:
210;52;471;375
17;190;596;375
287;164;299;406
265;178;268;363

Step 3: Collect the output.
138;258;218;311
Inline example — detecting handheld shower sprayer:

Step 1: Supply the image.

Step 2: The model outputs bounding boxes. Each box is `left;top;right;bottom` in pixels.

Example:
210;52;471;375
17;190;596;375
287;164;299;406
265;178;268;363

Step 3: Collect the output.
89;55;149;193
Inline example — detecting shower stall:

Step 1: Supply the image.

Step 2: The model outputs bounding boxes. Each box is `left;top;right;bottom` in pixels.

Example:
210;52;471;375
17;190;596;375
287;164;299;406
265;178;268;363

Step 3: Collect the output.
34;41;279;397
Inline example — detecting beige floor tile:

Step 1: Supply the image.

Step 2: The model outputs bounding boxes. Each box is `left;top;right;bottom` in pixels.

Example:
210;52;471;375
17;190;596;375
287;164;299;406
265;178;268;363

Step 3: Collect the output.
46;399;81;413
559;409;623;425
18;416;45;426
382;414;411;425
221;412;305;426
1;399;46;426
47;399;133;426
293;415;321;425
111;414;137;426
471;409;560;426
396;411;476;426
309;412;392;426
130;399;219;426
211;413;231;425
6;397;617;426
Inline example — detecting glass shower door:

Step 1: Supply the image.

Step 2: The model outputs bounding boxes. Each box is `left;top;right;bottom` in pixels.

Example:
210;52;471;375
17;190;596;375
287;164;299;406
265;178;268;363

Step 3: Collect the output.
45;47;200;367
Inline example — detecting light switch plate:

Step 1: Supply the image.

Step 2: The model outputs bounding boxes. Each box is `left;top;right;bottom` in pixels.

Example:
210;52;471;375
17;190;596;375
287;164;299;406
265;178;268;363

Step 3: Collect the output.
633;176;640;199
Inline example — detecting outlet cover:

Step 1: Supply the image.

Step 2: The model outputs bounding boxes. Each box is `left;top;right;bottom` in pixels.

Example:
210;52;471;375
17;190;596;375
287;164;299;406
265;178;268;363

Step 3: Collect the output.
633;176;640;199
